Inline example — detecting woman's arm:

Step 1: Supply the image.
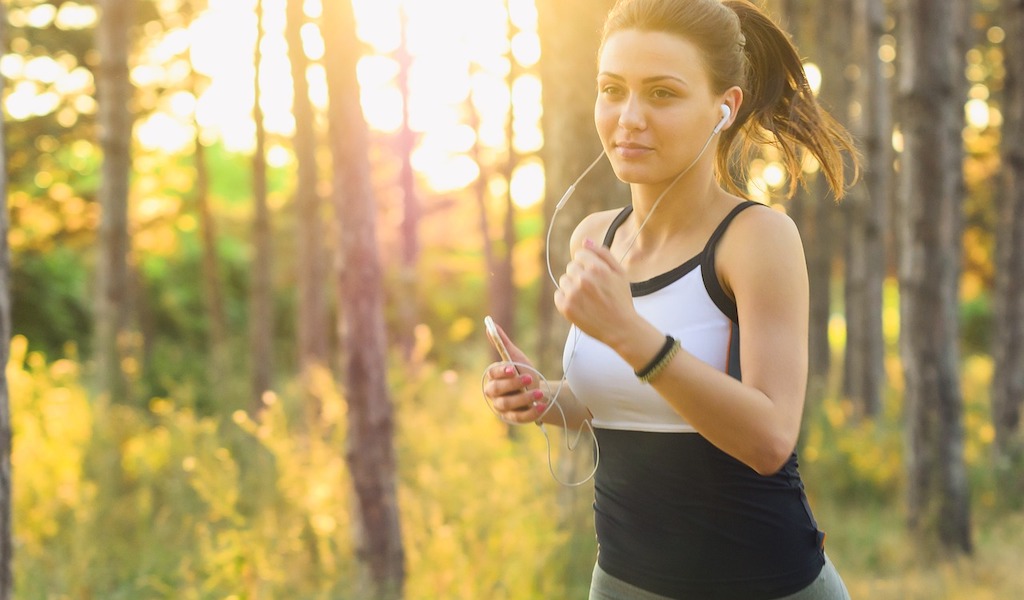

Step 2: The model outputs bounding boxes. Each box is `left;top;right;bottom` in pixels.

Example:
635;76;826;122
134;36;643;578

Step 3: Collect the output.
483;209;619;430
556;207;809;475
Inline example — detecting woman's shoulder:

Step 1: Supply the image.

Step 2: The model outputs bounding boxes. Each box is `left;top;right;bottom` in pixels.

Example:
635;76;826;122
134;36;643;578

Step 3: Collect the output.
716;201;806;294
724;200;802;252
569;207;629;256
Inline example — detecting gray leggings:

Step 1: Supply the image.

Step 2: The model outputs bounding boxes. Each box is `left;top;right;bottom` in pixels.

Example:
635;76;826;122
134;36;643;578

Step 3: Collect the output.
589;554;851;600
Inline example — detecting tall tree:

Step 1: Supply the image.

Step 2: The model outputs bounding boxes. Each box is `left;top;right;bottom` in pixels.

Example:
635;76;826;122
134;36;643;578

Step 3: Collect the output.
249;0;274;413
395;8;420;358
819;0;858;401
844;0;891;417
0;6;14;595
95;0;136;402
187;0;230;402
475;2;524;344
535;0;625;371
322;1;405;597
286;0;330;411
192;107;230;399
779;0;834;398
535;0;622;587
496;0;522;341
992;0;1024;497
897;0;972;555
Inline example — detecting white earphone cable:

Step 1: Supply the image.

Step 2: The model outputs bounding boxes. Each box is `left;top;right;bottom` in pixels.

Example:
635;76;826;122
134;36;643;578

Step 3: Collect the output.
496;108;727;486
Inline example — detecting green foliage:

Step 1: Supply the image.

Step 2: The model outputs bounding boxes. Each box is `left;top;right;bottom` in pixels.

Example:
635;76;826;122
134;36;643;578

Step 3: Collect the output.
9;334;598;598
801;393;905;504
959;292;993;356
10;247;93;358
9;330;1024;598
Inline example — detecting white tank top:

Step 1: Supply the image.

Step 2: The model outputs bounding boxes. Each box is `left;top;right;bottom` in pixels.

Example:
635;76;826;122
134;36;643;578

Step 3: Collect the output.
563;201;758;432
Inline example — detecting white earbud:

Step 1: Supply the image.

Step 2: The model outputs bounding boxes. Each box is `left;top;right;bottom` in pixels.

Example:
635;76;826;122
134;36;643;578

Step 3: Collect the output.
713;104;731;135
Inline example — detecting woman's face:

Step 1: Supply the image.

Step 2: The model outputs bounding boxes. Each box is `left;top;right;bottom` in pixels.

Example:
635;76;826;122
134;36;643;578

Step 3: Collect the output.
595;29;724;186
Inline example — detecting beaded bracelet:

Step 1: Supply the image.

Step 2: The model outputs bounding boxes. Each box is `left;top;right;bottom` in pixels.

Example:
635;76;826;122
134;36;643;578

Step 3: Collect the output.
635;335;681;384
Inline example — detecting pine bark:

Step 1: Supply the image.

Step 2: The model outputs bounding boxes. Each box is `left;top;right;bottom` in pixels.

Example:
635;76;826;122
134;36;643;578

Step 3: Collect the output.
249;0;274;413
322;1;405;597
535;0;626;372
0;5;14;594
897;0;972;555
286;0;330;410
992;0;1024;499
844;0;890;417
395;10;419;358
781;0;833;397
95;0;135;402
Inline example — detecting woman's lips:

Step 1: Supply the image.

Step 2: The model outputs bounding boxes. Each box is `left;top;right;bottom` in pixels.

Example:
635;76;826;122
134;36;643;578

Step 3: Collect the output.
614;142;653;159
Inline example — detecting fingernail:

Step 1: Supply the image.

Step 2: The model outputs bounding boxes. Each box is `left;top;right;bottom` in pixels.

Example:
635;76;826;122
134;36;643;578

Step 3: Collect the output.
521;374;533;386
532;389;544;400
505;366;514;375
536;402;548;413
583;238;595;249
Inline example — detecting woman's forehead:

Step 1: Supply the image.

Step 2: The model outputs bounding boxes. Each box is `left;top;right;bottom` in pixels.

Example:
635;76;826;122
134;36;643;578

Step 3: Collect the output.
598;29;708;83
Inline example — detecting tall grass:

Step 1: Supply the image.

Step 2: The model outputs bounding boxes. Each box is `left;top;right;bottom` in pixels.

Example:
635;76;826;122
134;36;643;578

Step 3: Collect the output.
8;332;1024;598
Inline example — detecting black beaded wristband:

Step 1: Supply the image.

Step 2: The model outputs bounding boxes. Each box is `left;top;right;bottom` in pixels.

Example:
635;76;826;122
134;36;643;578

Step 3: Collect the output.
635;335;679;382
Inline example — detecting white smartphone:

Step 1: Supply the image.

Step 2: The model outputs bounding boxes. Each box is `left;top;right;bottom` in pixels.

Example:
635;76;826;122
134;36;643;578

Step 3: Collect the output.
483;315;516;366
484;315;532;408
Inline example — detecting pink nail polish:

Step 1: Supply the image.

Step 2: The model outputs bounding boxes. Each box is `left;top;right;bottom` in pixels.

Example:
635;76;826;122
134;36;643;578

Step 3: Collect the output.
522;374;533;386
532;389;544;400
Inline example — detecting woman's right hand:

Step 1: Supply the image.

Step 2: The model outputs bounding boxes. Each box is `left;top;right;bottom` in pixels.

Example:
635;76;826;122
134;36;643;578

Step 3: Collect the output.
483;363;548;424
481;326;548;424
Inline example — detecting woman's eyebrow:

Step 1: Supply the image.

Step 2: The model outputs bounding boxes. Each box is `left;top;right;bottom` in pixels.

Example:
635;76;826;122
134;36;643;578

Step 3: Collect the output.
597;72;689;87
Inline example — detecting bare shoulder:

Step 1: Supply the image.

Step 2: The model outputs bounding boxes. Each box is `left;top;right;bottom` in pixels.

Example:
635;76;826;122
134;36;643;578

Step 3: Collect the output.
717;202;807;296
568;208;626;257
722;202;803;256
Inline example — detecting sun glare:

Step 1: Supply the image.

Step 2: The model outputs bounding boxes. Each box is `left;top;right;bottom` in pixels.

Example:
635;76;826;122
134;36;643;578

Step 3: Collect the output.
5;0;547;203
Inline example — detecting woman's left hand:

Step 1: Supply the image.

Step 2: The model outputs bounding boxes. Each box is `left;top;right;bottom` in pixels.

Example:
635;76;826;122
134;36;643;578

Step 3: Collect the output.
554;238;637;344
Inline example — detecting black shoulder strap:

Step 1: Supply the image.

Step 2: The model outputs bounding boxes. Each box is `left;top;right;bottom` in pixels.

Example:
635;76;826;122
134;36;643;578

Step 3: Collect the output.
701;200;762;323
602;205;634;248
702;200;760;255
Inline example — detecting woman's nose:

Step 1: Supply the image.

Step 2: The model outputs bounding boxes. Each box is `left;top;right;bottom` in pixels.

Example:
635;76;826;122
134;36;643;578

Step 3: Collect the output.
618;94;646;131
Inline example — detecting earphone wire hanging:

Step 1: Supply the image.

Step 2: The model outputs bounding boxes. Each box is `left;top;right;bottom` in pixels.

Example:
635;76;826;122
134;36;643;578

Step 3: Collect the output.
493;105;730;486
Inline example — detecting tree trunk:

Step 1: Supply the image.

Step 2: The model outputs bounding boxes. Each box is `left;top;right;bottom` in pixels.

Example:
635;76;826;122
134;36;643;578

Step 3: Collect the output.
250;0;274;414
818;0;852;394
0;6;15;594
536;0;626;373
897;0;972;555
536;0;623;586
286;0;329;414
844;0;891;417
95;0;135;403
192;119;230;401
495;0;520;341
992;0;1024;501
780;0;833;400
469;93;499;328
395;9;419;359
322;1;405;597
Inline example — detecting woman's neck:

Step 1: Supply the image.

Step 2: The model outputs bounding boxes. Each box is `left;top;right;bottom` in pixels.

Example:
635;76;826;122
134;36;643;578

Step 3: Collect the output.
626;173;723;249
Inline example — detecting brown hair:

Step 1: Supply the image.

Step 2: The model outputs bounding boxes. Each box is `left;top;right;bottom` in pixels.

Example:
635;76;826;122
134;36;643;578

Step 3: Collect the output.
600;0;859;199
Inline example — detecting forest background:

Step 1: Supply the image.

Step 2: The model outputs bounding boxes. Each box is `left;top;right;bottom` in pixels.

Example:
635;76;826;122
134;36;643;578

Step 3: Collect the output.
1;0;1023;598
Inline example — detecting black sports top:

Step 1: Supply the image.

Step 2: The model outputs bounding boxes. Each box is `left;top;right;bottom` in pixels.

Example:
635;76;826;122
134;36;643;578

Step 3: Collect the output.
564;201;825;599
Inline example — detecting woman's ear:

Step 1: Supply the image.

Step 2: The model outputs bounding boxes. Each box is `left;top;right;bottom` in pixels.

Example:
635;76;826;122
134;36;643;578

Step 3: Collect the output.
719;87;743;131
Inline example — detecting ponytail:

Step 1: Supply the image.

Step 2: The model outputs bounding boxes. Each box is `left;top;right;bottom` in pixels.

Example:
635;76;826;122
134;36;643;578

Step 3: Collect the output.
601;0;859;199
721;0;859;199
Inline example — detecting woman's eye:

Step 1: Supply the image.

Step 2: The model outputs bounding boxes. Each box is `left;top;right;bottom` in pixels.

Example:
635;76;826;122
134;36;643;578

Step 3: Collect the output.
600;84;624;97
651;88;676;99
